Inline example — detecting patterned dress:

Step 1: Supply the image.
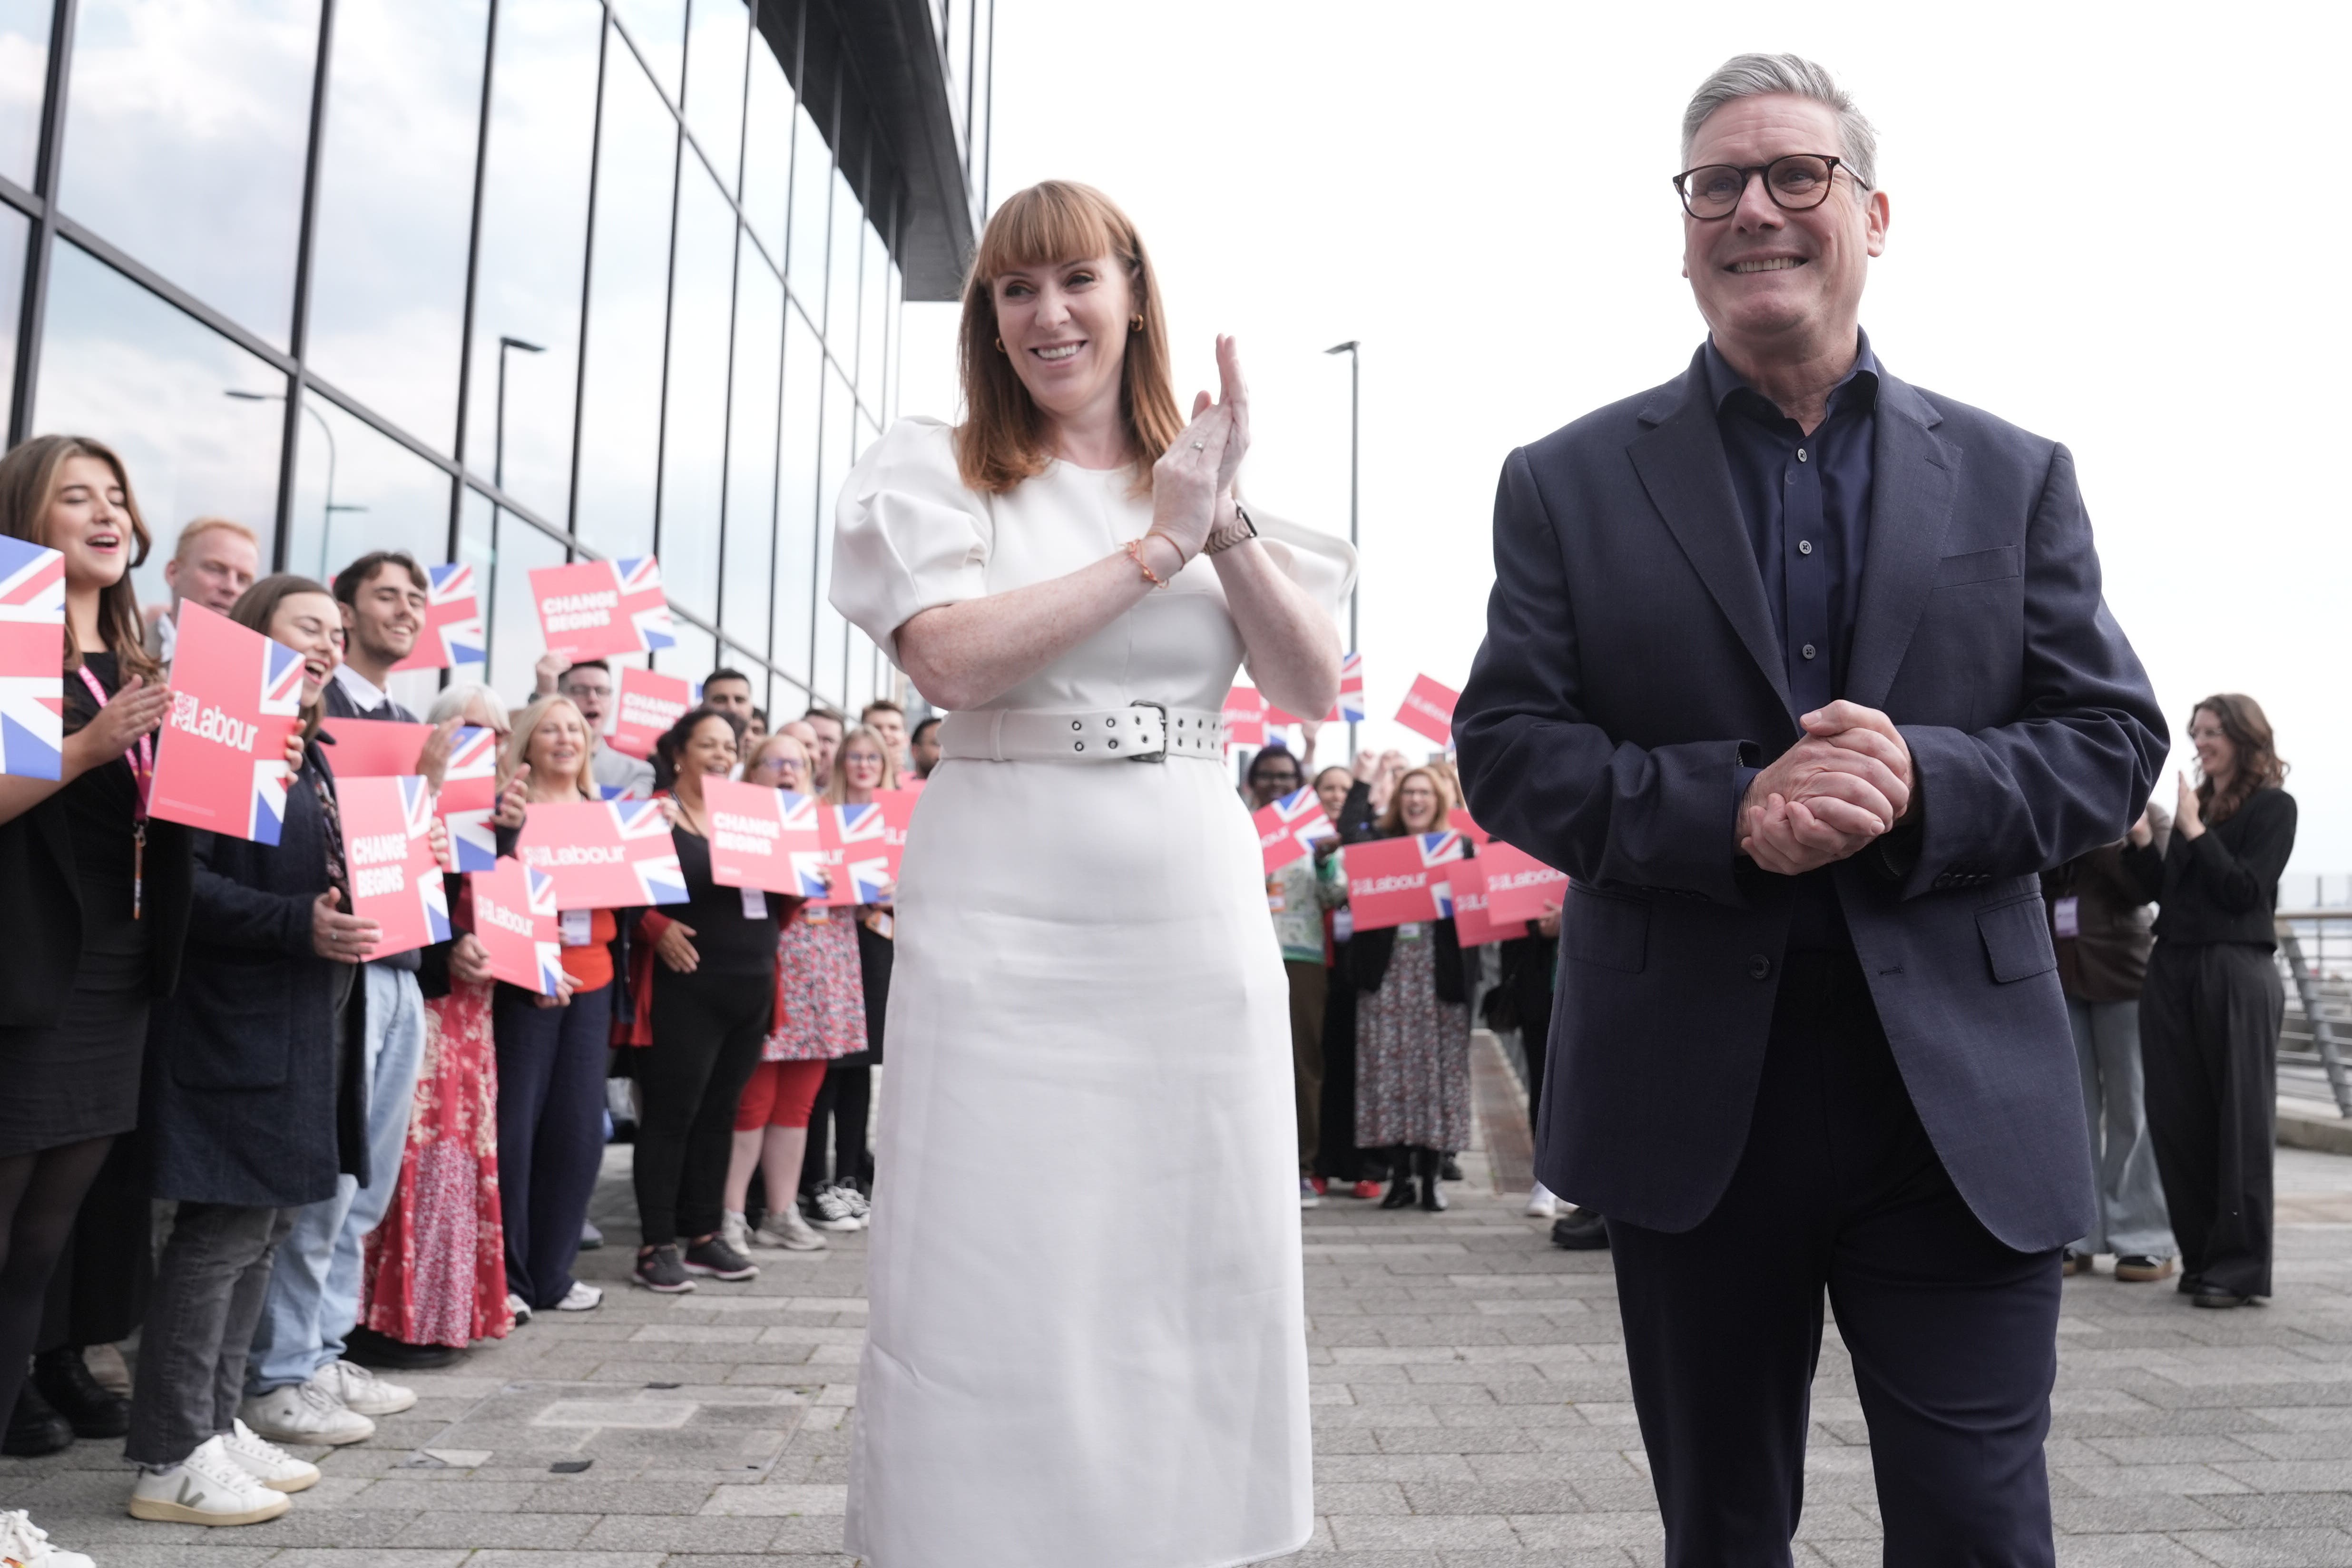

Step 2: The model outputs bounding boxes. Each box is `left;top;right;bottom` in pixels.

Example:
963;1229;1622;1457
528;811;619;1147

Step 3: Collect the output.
362;975;515;1347
1354;930;1473;1151
767;905;866;1060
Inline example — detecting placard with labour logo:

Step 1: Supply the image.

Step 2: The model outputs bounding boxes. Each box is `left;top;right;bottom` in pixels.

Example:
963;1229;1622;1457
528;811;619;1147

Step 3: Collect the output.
146;602;304;844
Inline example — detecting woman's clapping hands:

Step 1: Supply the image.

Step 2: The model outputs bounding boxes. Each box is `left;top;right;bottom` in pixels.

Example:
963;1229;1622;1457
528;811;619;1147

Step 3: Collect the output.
1147;335;1250;561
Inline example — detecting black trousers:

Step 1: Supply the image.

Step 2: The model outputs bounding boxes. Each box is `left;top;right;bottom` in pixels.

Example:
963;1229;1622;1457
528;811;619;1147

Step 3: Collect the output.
1314;957;1361;1183
638;966;772;1248
495;982;615;1308
1608;951;2061;1568
38;1129;152;1351
2140;941;2282;1298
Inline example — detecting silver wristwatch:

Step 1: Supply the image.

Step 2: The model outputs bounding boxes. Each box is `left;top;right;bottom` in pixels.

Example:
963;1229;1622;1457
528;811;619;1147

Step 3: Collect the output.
1203;499;1259;556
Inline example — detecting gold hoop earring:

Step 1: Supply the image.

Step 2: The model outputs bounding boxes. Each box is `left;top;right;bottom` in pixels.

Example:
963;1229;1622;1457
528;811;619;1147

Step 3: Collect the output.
994;337;1006;353
1130;315;1143;333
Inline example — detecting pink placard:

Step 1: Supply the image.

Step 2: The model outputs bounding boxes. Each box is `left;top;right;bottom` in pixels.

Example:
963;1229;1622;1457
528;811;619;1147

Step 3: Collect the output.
390;562;485;672
819;788;917;905
1394;673;1460;748
610;666;697;761
703;777;828;898
338;774;451;956
1344;831;1466;932
515;798;688;910
529;558;675;662
1480;840;1569;925
1222;685;1266;748
146;602;304;844
0;535;67;781
1253;786;1336;874
1449;855;1509;948
470;856;561;995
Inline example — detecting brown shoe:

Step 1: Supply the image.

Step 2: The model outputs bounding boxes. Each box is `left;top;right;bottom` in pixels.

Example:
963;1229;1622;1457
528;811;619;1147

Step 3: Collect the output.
2114;1255;2177;1283
2060;1249;2090;1277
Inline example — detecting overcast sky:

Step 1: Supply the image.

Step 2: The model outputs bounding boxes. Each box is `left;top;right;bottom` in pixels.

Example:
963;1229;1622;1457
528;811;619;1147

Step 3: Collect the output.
898;0;2351;886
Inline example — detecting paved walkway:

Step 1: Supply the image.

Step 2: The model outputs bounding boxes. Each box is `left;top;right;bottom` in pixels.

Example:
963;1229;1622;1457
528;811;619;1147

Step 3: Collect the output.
12;1048;2352;1565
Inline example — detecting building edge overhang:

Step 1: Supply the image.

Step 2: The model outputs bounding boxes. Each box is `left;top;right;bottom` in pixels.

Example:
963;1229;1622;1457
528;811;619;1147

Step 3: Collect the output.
763;0;979;303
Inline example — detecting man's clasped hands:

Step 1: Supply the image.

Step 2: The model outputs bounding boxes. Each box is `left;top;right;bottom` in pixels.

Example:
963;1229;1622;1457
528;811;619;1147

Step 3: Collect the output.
1738;700;1915;877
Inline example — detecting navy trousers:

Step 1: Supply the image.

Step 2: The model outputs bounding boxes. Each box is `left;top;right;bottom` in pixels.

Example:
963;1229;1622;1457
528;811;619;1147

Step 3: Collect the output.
1607;951;2062;1568
493;982;614;1309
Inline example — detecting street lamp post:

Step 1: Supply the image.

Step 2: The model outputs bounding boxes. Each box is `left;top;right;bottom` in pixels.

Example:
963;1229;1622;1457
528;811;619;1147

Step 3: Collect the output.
493;336;544;497
226;389;361;576
1324;340;1361;758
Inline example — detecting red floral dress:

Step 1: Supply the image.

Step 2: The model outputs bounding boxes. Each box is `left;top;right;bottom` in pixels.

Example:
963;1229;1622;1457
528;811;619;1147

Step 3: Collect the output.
362;974;515;1347
767;904;866;1060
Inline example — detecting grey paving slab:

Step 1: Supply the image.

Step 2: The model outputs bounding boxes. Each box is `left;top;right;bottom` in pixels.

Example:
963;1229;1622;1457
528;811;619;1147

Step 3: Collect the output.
13;1064;2352;1564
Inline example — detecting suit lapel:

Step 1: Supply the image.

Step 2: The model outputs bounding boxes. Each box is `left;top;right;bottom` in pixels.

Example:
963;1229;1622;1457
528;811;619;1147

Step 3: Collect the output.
1627;356;1793;722
1845;375;1960;709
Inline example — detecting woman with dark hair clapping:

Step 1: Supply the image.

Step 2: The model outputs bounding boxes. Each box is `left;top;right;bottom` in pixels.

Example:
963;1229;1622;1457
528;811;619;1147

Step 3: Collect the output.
2130;694;2297;1309
625;707;778;1294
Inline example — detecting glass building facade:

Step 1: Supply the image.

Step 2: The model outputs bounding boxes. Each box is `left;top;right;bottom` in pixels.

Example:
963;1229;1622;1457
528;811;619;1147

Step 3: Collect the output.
0;0;991;718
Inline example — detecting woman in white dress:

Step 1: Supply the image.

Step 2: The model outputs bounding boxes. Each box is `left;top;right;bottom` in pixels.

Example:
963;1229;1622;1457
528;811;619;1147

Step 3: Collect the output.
830;180;1353;1568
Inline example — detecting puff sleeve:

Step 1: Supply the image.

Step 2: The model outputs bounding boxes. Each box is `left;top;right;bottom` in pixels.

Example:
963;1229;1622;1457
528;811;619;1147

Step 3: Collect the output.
1240;509;1358;680
828;417;993;665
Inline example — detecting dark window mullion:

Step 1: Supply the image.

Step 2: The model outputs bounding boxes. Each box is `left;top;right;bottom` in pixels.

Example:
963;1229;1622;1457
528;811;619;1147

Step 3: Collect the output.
563;10;615;557
8;0;74;447
446;0;505;579
274;0;342;571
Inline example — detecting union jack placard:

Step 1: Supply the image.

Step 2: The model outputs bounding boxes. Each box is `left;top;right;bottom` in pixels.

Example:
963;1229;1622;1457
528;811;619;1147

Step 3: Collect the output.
1343;830;1467;932
819;790;916;905
391;563;486;672
614;556;676;652
0;535;65;781
1254;785;1337;873
1338;653;1366;724
147;602;304;844
439;724;500;872
514;797;687;910
471;856;563;996
338;774;452;955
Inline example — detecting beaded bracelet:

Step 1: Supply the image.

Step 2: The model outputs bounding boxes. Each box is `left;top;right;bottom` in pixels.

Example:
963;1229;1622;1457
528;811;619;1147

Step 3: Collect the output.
1124;535;1174;589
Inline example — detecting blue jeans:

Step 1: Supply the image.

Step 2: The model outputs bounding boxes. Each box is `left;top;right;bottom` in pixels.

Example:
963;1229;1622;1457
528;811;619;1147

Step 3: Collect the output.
245;964;424;1392
2068;994;2177;1260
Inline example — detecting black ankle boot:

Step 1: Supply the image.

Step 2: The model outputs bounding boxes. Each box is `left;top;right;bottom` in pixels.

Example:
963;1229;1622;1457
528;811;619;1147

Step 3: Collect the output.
1380;1145;1418;1209
1416;1148;1448;1212
33;1347;129;1439
4;1378;74;1456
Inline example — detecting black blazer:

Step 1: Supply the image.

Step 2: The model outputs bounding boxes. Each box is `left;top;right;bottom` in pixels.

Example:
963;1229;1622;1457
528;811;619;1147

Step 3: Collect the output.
2126;786;2296;950
1455;344;2167;1250
143;737;367;1208
0;774;193;1026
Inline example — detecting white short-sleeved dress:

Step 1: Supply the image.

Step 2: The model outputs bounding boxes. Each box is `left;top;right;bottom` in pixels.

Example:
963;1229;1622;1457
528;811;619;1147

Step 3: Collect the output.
829;418;1354;1568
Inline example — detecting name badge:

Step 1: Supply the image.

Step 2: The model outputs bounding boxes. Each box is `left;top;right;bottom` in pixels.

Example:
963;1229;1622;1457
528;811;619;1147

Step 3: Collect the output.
741;886;769;920
804;904;830;926
1332;908;1353;942
1397;921;1425;941
1265;873;1286;914
2053;896;2081;940
559;909;591;947
863;910;895;940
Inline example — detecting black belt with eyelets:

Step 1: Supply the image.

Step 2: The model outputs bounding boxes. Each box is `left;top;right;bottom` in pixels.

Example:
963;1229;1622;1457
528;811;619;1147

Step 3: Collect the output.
936;704;1227;764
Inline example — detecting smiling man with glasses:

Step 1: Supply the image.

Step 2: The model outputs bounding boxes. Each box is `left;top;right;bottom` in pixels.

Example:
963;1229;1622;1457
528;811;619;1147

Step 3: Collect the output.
1455;53;2167;1566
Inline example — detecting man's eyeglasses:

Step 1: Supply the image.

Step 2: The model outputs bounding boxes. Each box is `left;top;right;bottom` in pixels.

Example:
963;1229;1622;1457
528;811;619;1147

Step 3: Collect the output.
1673;154;1860;221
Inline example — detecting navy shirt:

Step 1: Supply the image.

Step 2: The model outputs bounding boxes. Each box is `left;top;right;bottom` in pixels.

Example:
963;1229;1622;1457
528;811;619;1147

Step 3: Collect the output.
1709;332;1881;950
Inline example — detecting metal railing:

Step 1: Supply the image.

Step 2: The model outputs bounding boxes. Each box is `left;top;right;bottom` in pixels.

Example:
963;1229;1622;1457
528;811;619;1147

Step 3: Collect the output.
2278;909;2352;1114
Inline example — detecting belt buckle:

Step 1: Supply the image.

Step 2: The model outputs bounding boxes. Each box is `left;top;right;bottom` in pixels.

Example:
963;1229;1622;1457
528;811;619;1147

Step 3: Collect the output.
1129;701;1168;763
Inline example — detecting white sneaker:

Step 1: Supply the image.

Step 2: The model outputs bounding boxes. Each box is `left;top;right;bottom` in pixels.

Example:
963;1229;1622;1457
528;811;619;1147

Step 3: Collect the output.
221;1418;321;1493
127;1434;293;1525
1300;1176;1322;1209
554;1281;604;1311
507;1290;534;1325
1525;1182;1559;1220
753;1206;827;1251
310;1359;416;1418
807;1186;865;1232
0;1508;96;1567
719;1210;753;1254
238;1380;376;1446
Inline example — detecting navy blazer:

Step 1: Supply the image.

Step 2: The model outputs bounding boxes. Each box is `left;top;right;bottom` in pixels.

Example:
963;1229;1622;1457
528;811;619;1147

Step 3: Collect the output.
143;736;367;1208
1455;345;2166;1252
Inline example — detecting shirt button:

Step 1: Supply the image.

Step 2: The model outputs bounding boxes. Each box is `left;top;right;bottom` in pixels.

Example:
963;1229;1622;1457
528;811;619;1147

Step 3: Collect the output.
1797;539;1813;556
1747;955;1772;980
1796;448;1809;462
1802;644;1817;660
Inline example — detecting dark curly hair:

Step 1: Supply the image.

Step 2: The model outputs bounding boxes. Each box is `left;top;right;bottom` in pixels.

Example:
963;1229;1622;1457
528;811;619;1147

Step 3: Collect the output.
650;705;743;791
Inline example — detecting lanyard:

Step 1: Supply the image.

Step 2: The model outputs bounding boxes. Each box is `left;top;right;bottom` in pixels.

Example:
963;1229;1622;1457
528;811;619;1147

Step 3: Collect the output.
75;665;153;919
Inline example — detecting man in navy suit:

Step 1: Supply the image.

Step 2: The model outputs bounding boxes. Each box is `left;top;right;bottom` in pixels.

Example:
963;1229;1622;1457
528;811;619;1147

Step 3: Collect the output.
1455;54;2166;1566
